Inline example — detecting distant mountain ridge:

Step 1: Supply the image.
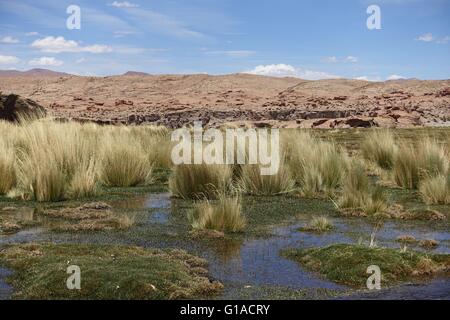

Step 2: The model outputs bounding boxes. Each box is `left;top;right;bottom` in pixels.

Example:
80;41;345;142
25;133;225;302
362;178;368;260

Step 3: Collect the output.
0;68;71;77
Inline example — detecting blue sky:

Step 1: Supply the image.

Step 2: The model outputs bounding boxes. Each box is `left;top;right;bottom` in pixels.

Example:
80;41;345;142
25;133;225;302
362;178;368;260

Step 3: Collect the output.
0;0;449;80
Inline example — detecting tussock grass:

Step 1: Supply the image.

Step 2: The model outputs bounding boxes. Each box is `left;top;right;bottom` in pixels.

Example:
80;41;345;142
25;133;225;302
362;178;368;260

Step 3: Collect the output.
336;160;387;216
131;125;173;169
189;194;245;232
169;163;232;199
68;158;100;199
0;139;16;194
393;139;449;189
0;119;166;201
393;144;420;189
100;134;153;187
361;129;397;170
419;175;450;205
299;216;333;233
284;131;348;197
239;161;294;196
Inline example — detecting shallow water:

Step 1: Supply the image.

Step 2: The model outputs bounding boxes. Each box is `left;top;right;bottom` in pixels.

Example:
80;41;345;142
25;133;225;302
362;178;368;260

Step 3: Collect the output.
0;192;449;299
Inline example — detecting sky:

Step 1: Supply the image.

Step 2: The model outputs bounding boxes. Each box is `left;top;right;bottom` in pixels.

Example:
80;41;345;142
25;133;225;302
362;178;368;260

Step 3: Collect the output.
0;0;449;80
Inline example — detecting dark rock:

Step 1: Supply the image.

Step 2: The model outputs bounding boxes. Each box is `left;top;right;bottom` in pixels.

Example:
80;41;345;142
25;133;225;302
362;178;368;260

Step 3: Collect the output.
0;93;46;121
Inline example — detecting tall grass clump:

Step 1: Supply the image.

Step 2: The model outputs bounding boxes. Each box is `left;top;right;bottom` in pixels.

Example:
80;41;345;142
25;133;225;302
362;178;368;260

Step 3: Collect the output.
419;175;450;205
169;163;232;199
284;131;349;197
336;161;387;216
361;129;397;170
13;120;100;201
239;160;294;195
67;158;100;199
393;139;448;189
189;194;245;232
0;139;16;194
418;138;448;177
131;125;173;169
100;134;153;187
393;144;420;189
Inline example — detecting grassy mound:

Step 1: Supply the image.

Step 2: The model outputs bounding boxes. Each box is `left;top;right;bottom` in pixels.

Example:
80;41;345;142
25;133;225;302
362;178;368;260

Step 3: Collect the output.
282;244;449;287
0;243;223;300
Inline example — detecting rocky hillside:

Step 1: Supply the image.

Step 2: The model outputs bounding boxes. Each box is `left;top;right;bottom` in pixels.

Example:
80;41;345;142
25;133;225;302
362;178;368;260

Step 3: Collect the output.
0;72;448;128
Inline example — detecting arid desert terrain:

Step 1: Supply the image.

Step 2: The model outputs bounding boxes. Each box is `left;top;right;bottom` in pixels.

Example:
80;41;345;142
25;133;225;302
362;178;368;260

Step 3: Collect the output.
1;69;449;128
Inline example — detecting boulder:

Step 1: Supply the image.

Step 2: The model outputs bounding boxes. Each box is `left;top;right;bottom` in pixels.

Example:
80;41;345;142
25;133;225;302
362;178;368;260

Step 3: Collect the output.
0;93;46;121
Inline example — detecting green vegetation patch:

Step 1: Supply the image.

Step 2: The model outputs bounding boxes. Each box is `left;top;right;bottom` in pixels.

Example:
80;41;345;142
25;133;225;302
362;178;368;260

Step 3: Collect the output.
0;243;223;300
282;244;450;288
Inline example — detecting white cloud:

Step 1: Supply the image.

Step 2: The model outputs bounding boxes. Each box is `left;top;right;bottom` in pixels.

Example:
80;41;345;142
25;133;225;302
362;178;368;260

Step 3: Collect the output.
29;57;63;67
246;64;297;77
322;56;358;63
110;1;139;8
354;76;382;82
245;64;338;80
1;36;19;44
76;58;86;64
205;50;255;58
322;56;338;63
436;36;450;44
31;36;112;54
345;56;358;63
416;33;434;42
386;74;405;80
0;55;20;64
25;32;39;36
121;7;206;40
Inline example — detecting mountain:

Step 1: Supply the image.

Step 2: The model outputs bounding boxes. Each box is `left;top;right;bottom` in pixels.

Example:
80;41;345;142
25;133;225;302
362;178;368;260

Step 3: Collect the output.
0;68;71;77
123;71;150;76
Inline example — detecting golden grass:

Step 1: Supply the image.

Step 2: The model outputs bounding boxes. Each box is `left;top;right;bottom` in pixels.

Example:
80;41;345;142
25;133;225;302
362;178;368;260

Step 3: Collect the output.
419;175;450;205
100;133;153;187
300;216;333;232
0;119;167;201
336;160;387;216
361;129;397;170
0;139;16;194
189;193;245;232
284;131;348;197
393;139;449;189
239;160;294;195
169;163;232;199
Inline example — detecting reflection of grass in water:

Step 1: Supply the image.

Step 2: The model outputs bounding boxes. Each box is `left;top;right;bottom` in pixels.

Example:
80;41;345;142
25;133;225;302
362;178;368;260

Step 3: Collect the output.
0;243;223;299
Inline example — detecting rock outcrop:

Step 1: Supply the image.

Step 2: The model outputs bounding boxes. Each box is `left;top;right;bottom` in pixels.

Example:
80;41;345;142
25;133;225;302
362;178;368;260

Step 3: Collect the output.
0;94;46;121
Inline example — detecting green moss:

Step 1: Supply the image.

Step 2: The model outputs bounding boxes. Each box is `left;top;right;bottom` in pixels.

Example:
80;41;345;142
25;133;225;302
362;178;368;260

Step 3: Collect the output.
282;244;450;288
0;243;223;300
